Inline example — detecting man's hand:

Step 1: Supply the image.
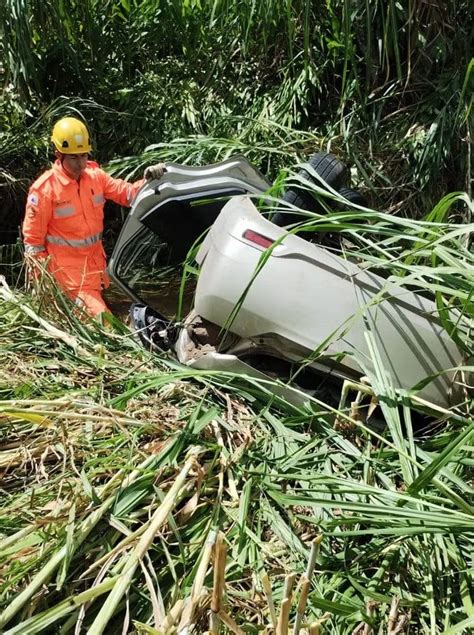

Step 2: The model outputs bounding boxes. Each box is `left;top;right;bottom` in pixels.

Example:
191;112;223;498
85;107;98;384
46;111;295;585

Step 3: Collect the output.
24;253;48;290
144;163;167;181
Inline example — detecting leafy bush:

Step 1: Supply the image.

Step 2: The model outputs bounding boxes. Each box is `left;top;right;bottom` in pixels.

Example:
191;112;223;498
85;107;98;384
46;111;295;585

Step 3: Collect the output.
0;0;471;230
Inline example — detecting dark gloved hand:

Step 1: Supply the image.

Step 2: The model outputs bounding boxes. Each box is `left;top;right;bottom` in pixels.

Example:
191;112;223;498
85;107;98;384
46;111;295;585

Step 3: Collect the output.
144;163;167;180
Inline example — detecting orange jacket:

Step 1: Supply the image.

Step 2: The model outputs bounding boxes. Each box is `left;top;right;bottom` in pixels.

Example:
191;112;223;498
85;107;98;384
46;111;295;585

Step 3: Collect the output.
22;160;144;291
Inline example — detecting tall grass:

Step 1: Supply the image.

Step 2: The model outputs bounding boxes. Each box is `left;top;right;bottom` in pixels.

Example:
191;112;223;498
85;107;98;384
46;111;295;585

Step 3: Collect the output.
0;0;471;224
0;182;472;632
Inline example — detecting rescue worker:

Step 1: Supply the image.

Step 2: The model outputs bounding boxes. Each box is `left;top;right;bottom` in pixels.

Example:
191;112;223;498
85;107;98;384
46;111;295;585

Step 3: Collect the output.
22;116;166;316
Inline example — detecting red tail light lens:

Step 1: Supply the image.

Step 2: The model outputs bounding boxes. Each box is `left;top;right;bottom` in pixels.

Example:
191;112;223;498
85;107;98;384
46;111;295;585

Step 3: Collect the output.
242;229;274;249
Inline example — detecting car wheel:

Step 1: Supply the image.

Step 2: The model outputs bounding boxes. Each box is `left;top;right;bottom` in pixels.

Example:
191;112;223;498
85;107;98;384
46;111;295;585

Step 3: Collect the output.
272;152;348;227
338;186;368;208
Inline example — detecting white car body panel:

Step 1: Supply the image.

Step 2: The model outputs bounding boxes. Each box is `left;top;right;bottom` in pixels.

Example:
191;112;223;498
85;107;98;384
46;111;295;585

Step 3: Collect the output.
189;197;461;406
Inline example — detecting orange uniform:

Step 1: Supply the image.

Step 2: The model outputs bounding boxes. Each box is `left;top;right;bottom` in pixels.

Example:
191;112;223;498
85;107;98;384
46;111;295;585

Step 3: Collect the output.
23;160;144;315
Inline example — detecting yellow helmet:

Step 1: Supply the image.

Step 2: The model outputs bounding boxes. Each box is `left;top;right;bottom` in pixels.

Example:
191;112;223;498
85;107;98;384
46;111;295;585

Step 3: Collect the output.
51;117;92;154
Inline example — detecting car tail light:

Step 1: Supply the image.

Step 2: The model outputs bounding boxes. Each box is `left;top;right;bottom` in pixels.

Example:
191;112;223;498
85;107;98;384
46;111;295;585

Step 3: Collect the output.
242;229;274;249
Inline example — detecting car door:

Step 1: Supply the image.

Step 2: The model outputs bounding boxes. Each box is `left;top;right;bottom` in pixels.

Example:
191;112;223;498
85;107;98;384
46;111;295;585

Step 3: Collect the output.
108;155;270;307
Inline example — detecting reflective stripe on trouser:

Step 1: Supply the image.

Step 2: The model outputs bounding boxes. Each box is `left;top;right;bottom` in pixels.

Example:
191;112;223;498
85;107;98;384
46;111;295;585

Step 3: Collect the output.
46;232;103;247
69;289;109;317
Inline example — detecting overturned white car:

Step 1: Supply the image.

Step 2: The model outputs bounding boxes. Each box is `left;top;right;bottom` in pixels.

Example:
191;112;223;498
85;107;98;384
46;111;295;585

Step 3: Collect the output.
108;154;464;409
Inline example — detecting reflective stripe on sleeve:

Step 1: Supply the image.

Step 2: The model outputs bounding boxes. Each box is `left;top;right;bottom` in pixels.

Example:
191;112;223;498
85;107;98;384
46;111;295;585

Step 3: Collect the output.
54;205;76;218
46;231;103;247
24;244;46;254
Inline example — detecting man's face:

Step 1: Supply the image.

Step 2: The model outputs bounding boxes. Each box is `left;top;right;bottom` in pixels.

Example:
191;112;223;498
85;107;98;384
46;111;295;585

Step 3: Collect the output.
57;152;88;180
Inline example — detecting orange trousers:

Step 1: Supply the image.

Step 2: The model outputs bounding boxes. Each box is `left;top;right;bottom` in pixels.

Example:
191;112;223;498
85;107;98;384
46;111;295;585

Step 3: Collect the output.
69;288;110;317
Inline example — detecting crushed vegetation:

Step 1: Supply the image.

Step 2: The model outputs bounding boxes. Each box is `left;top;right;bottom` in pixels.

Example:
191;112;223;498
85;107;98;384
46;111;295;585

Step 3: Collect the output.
1;194;472;633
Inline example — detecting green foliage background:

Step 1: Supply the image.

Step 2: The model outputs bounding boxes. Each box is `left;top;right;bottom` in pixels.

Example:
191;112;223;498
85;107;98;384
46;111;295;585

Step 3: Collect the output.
0;0;472;240
0;3;473;633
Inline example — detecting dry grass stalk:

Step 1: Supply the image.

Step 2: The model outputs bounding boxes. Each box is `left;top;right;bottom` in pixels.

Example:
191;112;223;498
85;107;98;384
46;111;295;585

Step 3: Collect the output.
276;572;297;635
226;466;239;501
179;463;205;522
282;573;297;601
387;596;400;633
161;598;184;629
0;275;89;356
211;531;227;614
179;529;217;627
292;576;311;634
305;536;322;581
387;596;410;634
217;609;246;634
87;448;201;635
276;597;291;634
209;610;219;634
283;573;296;600
212;421;226;501
192;529;217;598
261;571;278;629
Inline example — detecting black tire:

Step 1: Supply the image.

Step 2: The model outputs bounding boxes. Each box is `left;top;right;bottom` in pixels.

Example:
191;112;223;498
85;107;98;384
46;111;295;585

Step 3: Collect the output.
338;186;368;208
272;152;348;227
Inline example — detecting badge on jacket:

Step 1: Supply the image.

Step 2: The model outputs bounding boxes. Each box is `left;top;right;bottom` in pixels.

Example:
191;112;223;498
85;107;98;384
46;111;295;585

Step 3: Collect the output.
28;193;39;206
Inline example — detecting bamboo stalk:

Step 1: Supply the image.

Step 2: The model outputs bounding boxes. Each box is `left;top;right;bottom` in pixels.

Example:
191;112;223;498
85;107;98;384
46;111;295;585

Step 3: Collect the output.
88;448;201;635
